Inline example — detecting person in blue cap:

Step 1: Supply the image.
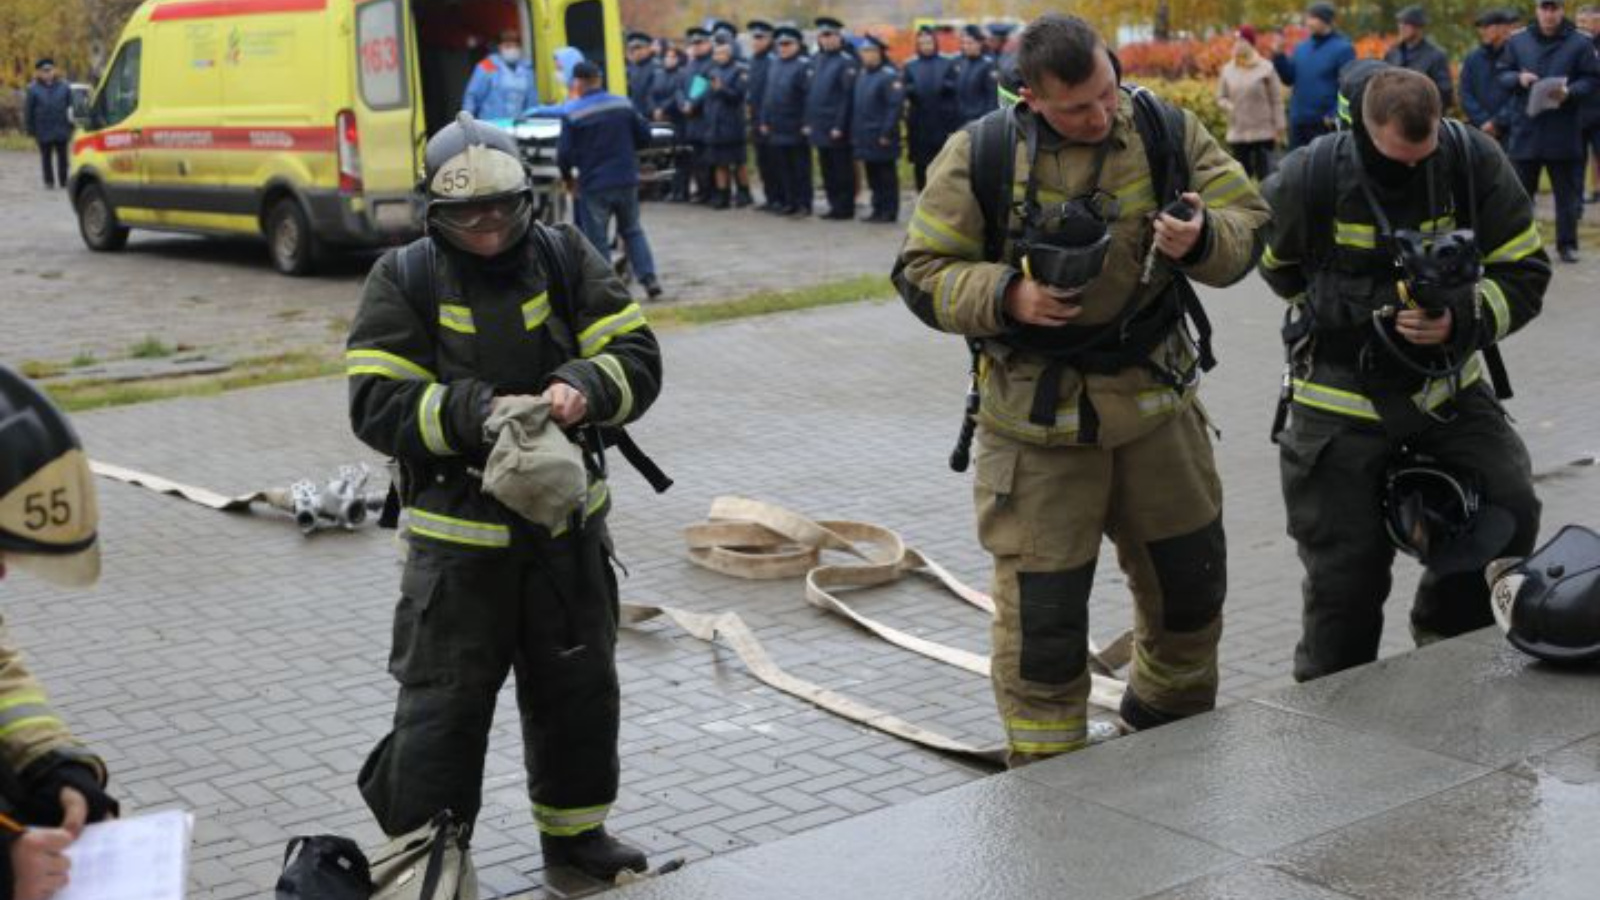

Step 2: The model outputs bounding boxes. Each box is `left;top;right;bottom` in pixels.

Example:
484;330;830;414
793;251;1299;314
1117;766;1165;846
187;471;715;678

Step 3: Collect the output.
904;26;959;190
463;30;537;120
851;34;905;223
805;16;860;219
760;25;813;215
746;20;784;211
953;23;998;124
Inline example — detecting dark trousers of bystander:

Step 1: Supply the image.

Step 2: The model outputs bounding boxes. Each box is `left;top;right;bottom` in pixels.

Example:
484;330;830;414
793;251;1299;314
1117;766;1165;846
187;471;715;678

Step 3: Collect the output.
1516;159;1584;252
38;140;67;188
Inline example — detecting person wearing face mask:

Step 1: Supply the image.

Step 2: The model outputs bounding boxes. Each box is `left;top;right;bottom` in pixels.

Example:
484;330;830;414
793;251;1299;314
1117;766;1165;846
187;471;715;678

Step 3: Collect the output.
463;30;536;120
895;14;1270;765
1217;26;1286;179
1259;64;1549;682
346;113;662;881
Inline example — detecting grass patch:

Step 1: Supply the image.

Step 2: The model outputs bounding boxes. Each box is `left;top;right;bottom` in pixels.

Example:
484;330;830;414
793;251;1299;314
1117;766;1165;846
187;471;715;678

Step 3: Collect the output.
45;351;340;413
0;131;33;152
129;336;175;359
71;352;98;368
648;274;892;328
19;360;64;379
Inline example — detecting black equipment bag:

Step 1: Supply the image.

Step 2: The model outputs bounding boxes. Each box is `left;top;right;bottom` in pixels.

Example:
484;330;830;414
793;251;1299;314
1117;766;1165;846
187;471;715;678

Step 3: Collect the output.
276;835;374;900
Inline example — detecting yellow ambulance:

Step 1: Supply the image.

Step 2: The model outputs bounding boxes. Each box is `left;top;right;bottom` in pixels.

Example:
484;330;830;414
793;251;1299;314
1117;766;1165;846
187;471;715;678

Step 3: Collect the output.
69;0;624;275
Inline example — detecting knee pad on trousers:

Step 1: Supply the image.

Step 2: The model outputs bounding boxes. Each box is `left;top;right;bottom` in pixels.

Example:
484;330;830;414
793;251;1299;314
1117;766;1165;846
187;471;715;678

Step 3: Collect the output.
1017;566;1093;685
1147;518;1227;633
1119;688;1188;732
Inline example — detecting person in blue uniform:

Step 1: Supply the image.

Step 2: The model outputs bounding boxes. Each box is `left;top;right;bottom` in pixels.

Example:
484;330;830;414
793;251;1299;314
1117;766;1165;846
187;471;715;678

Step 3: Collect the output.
746;20;782;211
464;30;536;120
851;34;905;223
805;16;859;220
681;26;715;203
626;32;659;118
903;26;958;190
703;35;751;210
761;26;813;216
953;24;998;124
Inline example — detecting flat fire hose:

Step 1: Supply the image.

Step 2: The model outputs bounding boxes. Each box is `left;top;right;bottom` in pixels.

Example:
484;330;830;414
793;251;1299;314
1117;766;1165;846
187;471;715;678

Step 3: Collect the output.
622;497;1132;765
90;460;292;511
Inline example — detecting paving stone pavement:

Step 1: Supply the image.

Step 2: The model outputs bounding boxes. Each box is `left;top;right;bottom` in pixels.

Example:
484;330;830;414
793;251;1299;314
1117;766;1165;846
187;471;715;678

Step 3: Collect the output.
4;193;1600;894
0;150;904;368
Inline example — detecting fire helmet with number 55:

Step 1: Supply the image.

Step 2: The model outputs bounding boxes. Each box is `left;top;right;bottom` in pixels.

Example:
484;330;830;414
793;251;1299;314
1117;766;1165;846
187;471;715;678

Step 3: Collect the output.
0;365;100;586
1487;525;1600;664
420;111;534;255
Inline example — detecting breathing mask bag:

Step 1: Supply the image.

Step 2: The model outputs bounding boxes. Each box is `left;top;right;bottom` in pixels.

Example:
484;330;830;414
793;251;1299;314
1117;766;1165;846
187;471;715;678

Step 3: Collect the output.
1018;191;1116;292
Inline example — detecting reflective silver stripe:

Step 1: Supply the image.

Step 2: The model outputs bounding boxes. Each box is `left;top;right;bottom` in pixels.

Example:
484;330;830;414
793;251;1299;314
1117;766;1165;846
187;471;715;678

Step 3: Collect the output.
1485;224;1542;263
1480;279;1512;342
1335;221;1376;249
346;349;436;381
591;354;633;426
418;383;454;456
1006;718;1087;753
0;701;55;731
1293;356;1484;421
406;509;510;548
579;303;647;357
523;292;552;330
533;802;610;836
1200;169;1250;208
438;303;475;334
935;265;971;329
910;207;982;259
1420;214;1457;233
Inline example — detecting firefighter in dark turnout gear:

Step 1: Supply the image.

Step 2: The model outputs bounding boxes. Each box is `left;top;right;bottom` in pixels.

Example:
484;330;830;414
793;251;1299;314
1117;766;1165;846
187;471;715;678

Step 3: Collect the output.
761;27;813;215
895;16;1269;765
1259;65;1548;682
806;17;859;219
905;27;959;190
347;114;661;880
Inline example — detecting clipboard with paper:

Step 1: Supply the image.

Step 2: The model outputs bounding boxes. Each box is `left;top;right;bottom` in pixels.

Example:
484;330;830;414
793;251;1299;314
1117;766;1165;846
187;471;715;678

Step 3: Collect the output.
1527;76;1568;116
54;809;193;900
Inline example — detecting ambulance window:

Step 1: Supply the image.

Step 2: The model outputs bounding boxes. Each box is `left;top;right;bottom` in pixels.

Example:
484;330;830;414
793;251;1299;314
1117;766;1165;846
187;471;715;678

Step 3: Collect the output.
564;1;606;76
357;0;408;109
99;39;141;128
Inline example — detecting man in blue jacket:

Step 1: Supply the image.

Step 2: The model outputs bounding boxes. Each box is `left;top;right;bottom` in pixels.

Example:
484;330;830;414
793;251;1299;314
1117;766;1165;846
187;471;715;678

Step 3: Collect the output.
23;60;73;190
850;35;905;223
559;62;663;299
464;31;536;120
761;26;812;216
1272;3;1356;148
1498;0;1600;262
1461;9;1518;146
806;17;859;220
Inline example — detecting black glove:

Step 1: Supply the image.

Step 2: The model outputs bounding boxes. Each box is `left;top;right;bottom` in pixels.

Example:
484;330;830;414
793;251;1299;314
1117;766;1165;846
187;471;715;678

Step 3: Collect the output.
21;755;118;827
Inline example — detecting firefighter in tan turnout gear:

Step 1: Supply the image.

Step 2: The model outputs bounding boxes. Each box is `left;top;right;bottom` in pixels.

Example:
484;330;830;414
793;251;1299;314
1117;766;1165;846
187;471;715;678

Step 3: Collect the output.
346;114;660;880
0;366;119;900
894;15;1270;766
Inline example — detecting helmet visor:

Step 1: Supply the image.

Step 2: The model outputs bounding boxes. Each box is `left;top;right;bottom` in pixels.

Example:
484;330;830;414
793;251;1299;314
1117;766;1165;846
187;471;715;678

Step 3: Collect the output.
431;195;533;234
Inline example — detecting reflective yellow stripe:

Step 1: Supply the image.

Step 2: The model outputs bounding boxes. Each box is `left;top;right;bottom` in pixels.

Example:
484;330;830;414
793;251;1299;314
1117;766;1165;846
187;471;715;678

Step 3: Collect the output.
1480;279;1511;342
1420;215;1457;233
910;207;982;259
936;265;973;330
1284;292;1307;306
1334;221;1377;249
345;349;436;381
1134;643;1214;693
533;802;610;837
523;292;552;330
551;481;610;538
1200;170;1250;208
407;509;510;548
1260;245;1296;271
591;354;633;426
1006;718;1088;754
438;303;475;335
0;693;48;712
1292;356;1484;421
578;303;647;358
1113;174;1155;217
418;383;454;456
1485;223;1542;264
0;716;65;740
1012;184;1069;205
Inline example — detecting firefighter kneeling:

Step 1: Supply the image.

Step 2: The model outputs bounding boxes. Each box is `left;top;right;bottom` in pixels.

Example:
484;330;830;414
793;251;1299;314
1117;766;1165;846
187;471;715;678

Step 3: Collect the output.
895;15;1270;766
1259;64;1549;682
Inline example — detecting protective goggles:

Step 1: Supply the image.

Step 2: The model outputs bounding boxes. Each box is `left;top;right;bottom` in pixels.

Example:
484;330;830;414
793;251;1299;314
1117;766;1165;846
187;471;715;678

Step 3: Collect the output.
430;195;532;233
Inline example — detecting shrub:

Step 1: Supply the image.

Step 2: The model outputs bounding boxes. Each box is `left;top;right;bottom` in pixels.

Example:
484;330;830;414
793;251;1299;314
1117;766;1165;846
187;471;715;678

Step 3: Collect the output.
1133;78;1228;146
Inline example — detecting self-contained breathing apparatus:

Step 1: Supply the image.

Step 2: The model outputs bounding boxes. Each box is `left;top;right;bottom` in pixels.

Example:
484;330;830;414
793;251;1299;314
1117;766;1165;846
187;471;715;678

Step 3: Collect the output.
947;84;1215;470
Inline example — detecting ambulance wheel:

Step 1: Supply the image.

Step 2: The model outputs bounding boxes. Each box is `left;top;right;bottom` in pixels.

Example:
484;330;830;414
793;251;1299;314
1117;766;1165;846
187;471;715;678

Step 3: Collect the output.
266;198;318;276
76;183;129;252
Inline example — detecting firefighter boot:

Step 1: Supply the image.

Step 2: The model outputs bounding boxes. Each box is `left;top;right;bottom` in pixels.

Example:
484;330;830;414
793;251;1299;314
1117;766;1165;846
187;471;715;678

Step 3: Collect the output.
541;827;648;880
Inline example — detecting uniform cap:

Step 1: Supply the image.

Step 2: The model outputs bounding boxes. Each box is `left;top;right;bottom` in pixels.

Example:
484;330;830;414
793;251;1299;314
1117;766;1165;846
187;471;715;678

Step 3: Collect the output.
626;32;652;47
0;365;100;587
963;24;986;41
987;22;1016;38
481;397;589;533
1397;5;1428;25
685;26;711;41
859;33;889;53
748;20;775;36
1307;2;1338;23
815;17;845;34
34;58;55;70
773;26;803;43
712;20;738;37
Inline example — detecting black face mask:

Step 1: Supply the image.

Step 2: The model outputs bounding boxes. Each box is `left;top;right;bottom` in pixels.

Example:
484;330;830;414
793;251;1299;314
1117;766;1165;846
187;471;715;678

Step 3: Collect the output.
1357;128;1429;189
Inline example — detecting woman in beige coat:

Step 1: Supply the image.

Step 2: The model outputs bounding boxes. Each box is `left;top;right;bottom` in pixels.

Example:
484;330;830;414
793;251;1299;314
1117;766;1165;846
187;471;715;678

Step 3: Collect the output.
1217;26;1287;179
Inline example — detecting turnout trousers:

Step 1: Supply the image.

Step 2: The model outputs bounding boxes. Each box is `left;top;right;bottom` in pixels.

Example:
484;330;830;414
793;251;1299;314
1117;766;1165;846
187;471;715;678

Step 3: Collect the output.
974;404;1226;768
1279;386;1541;682
360;526;622;839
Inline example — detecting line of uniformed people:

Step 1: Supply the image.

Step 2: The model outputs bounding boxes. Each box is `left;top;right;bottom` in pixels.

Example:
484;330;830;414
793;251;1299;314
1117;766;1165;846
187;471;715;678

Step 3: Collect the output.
621;18;1020;222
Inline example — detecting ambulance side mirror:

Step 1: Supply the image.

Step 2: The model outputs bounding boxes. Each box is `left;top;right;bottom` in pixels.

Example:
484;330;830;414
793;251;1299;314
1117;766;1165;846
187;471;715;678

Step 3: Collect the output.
69;84;93;126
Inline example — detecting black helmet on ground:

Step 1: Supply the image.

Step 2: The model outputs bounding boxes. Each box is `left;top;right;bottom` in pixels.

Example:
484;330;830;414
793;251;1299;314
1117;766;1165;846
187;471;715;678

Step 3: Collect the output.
0;365;100;586
1488;525;1600;664
420;111;534;256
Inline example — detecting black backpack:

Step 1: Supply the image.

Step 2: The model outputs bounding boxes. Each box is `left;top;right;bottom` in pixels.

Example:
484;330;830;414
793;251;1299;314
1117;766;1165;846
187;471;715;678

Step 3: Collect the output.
276;835;373;900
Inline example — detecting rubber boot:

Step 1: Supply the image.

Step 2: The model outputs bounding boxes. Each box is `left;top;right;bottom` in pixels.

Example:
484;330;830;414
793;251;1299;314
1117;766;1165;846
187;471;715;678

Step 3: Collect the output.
541;827;648;881
734;185;754;208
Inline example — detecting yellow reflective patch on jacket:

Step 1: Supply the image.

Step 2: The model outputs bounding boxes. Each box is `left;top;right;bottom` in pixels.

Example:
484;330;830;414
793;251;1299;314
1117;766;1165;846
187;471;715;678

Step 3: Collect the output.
1200;169;1250;208
1485;223;1542;264
345;349;437;382
406;509;510;548
579;304;647;358
591;354;633;426
1480;279;1512;341
910;207;982;259
1293;356;1484;421
523;292;552;331
417;383;454;456
1260;245;1297;271
438;303;476;335
1334;221;1377;249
